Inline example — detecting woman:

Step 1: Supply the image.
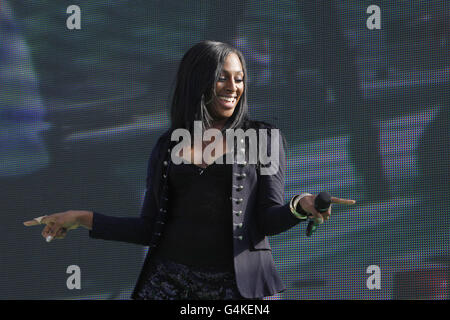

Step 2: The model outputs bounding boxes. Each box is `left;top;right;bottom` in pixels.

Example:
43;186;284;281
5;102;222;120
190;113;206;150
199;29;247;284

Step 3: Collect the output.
24;41;355;299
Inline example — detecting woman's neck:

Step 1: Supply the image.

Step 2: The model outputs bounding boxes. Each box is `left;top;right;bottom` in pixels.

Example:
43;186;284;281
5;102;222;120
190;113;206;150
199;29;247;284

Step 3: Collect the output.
210;119;227;131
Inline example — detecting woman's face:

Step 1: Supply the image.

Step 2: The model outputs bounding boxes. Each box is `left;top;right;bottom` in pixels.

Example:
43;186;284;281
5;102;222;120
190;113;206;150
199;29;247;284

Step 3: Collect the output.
207;52;244;123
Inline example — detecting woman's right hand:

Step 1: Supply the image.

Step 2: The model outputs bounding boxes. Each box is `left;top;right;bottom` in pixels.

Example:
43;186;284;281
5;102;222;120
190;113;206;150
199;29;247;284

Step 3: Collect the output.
23;210;92;242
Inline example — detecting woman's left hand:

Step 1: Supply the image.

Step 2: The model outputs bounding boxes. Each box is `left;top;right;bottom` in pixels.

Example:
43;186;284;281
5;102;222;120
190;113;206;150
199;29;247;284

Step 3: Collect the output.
298;194;356;224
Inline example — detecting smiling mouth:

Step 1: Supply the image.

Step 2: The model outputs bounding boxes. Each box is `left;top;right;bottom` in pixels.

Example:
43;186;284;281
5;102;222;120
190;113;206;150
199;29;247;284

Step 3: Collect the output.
217;95;237;103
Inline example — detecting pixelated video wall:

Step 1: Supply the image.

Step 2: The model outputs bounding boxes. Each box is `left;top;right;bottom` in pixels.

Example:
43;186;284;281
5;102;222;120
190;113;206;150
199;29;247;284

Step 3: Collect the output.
1;1;449;299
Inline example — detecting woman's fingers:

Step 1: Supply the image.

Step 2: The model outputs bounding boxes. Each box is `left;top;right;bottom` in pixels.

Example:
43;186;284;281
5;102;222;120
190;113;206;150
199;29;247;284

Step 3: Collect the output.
23;220;39;227
41;223;52;239
54;228;67;240
23;215;49;226
330;197;356;205
25;211;77;242
321;206;332;221
299;194;355;224
298;195;324;224
38;219;64;242
310;208;324;224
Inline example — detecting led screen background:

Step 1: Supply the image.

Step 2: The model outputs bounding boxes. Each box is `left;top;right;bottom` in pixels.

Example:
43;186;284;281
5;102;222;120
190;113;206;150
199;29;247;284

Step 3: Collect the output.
1;0;449;299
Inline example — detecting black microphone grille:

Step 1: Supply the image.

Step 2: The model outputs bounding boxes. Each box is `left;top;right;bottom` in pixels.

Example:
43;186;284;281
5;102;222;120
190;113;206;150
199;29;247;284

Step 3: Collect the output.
315;192;331;212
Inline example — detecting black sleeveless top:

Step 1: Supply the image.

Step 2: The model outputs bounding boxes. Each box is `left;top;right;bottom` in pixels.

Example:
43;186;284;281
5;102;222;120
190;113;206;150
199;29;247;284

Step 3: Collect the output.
153;153;234;271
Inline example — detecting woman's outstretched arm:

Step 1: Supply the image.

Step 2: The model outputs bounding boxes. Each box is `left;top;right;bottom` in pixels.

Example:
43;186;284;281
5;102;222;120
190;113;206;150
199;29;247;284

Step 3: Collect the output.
256;129;355;236
24;134;165;246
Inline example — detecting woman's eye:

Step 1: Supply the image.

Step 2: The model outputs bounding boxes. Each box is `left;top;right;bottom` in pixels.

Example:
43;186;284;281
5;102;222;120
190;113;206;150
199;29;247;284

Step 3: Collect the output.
218;77;243;82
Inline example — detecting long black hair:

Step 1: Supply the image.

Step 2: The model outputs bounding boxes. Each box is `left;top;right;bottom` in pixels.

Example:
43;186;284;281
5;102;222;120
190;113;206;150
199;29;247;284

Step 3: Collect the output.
169;40;249;135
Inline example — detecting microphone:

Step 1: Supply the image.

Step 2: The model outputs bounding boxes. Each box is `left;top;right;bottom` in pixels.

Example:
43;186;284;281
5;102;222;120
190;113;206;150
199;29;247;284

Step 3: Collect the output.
306;192;331;237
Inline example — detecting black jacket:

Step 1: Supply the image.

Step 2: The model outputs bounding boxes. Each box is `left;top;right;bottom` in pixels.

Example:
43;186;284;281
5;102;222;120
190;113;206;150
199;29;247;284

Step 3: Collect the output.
89;120;304;299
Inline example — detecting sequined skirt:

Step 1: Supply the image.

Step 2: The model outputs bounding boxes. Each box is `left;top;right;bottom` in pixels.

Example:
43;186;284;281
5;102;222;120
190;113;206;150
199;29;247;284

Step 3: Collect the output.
134;258;246;300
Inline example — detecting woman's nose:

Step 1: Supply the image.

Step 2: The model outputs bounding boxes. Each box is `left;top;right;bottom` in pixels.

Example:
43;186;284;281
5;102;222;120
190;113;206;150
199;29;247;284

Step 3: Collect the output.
226;79;237;92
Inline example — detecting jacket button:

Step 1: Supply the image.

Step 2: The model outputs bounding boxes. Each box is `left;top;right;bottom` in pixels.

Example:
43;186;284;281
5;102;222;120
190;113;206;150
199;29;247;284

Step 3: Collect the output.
236;198;243;204
233;210;242;216
238;161;247;167
236;185;244;191
163;161;168;166
235;235;243;241
235;223;243;228
237;173;246;180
